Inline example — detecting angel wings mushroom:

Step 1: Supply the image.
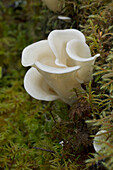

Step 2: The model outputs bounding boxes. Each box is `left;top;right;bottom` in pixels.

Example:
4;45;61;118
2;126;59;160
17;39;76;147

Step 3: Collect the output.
22;29;100;105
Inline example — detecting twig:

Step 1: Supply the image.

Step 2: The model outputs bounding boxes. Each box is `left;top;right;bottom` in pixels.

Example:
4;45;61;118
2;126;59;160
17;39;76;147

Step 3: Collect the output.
33;147;55;154
50;111;56;124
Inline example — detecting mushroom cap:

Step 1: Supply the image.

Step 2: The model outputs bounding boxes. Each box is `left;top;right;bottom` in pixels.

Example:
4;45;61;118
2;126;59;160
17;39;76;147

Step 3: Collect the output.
42;0;64;12
58;15;71;22
93;130;108;152
66;39;100;82
48;29;86;67
24;67;59;101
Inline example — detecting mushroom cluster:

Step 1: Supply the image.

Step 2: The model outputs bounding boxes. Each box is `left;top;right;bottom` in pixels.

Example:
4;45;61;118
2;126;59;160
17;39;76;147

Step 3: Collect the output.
22;29;100;105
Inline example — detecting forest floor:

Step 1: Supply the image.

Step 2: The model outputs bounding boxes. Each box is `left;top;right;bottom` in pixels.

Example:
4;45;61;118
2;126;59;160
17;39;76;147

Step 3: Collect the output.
0;0;113;169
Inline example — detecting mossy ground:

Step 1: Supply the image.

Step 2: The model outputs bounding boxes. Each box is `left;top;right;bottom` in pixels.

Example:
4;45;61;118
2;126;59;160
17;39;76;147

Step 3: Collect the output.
0;0;113;169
